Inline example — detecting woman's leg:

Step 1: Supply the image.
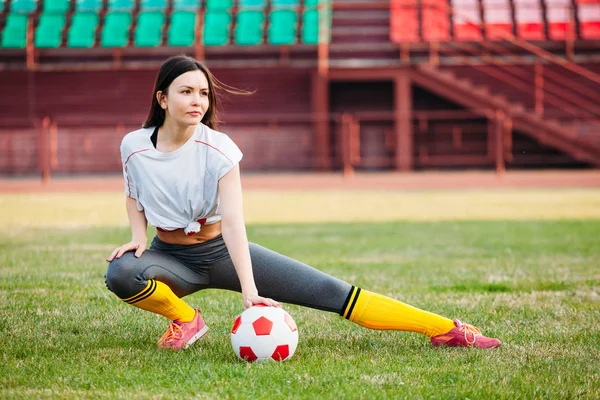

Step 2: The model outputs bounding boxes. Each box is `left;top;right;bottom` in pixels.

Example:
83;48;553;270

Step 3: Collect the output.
105;250;209;322
208;243;455;338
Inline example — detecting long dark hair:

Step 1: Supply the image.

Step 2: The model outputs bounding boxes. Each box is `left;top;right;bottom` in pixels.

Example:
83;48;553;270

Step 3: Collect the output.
143;55;250;130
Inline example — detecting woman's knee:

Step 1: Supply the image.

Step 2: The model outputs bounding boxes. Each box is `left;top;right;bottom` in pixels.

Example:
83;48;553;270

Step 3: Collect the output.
104;252;146;299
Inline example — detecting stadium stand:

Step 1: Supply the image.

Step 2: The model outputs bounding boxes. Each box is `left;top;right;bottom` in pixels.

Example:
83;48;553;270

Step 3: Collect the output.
2;0;600;175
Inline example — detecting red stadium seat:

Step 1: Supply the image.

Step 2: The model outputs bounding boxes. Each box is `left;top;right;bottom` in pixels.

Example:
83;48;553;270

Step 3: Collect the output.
546;0;572;40
482;0;512;40
577;1;600;39
390;0;420;42
422;0;450;41
452;0;482;40
514;0;545;40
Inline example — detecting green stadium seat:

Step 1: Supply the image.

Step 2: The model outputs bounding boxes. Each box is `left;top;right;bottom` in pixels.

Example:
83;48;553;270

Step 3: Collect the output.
134;11;165;46
268;8;298;44
10;0;37;13
168;10;196;46
206;0;232;10
0;0;5;12
43;0;69;13
107;0;134;11
76;0;101;11
172;0;198;10
140;0;167;11
203;10;231;45
101;11;132;47
239;0;266;7
234;9;264;45
1;13;28;47
34;13;65;47
67;12;98;47
304;0;321;5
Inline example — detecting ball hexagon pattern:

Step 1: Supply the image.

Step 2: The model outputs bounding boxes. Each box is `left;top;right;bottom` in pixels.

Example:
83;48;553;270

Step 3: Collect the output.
231;305;299;363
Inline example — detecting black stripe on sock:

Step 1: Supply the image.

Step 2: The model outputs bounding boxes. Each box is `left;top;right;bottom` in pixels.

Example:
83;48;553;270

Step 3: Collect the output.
339;286;356;316
345;287;361;320
125;279;157;304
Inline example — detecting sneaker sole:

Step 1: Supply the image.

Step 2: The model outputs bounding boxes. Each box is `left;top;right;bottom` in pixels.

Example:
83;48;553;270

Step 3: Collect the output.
183;325;210;349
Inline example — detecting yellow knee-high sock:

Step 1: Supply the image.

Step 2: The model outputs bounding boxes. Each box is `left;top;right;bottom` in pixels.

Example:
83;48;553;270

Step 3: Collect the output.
121;279;196;323
341;287;455;338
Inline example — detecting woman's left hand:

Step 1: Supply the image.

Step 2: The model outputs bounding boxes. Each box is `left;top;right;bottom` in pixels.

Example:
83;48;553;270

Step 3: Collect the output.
243;292;281;308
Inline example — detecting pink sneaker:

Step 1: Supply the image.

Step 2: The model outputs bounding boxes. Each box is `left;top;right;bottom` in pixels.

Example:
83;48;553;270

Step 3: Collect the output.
431;319;501;349
157;309;209;350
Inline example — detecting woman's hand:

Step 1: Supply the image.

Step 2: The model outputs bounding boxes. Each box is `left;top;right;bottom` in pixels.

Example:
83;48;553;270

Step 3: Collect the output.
106;240;146;262
242;292;281;309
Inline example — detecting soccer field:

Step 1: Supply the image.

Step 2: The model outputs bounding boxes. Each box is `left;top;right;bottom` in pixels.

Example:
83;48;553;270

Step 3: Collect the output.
1;189;599;399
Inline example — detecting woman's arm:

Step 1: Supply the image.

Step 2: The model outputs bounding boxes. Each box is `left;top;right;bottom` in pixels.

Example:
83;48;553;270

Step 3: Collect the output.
107;196;148;261
219;164;280;308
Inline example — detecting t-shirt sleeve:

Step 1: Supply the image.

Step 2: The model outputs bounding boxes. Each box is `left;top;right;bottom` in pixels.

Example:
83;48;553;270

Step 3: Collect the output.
120;140;144;211
215;133;243;179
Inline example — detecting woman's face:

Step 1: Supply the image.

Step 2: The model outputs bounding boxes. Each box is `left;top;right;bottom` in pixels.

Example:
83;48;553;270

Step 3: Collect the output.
158;70;210;127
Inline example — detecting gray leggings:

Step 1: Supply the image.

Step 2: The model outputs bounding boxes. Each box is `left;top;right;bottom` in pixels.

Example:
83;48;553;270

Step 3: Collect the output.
105;235;353;314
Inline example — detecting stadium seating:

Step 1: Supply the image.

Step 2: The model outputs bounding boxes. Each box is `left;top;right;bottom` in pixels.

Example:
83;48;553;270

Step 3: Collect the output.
235;9;265;45
75;0;101;11
168;10;196;46
482;0;512;40
101;11;132;47
43;0;69;13
10;0;37;13
514;0;545;40
203;10;232;45
67;11;99;47
268;8;298;44
34;13;65;47
577;0;600;39
134;11;165;46
1;13;28;47
452;0;482;40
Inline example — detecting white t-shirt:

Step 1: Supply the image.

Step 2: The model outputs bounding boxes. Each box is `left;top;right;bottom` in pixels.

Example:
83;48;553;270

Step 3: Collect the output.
120;123;243;234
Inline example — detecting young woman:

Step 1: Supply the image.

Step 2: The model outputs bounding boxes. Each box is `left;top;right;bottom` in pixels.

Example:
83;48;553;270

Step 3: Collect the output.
105;55;501;351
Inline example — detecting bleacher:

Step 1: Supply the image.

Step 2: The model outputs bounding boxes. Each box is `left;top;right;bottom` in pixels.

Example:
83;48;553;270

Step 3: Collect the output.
390;0;600;43
0;0;327;49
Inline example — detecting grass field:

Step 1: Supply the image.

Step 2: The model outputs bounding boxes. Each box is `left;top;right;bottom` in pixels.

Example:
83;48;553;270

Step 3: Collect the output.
1;189;599;399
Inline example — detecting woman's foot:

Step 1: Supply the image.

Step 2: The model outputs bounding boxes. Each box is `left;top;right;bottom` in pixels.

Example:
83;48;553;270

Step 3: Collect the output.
431;319;501;348
157;309;209;350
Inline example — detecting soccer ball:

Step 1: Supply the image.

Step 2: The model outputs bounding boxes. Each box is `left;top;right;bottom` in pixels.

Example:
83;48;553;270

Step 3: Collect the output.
231;305;299;362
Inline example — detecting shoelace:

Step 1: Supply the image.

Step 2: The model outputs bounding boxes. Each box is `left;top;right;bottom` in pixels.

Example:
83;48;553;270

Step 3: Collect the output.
157;321;183;346
458;321;482;345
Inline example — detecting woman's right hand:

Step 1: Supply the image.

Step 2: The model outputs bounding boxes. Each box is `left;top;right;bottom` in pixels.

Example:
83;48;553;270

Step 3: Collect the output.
106;240;146;262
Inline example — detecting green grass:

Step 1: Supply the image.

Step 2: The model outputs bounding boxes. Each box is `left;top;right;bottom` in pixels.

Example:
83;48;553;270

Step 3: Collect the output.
1;219;599;399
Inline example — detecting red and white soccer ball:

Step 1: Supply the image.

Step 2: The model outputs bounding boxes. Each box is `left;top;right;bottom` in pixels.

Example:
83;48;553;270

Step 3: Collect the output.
231;305;299;363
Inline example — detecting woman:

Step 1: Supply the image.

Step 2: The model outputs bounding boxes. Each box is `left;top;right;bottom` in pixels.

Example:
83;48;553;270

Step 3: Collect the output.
105;55;501;351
